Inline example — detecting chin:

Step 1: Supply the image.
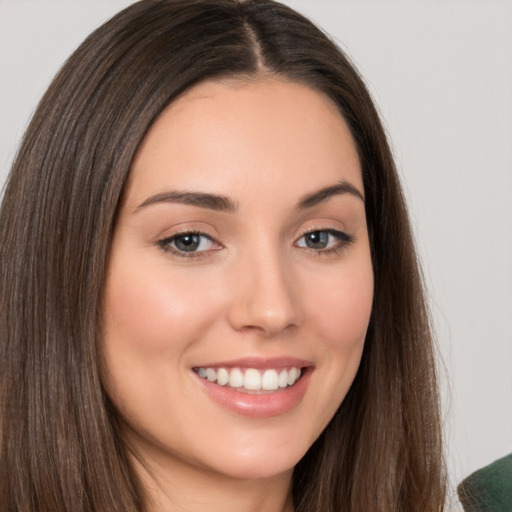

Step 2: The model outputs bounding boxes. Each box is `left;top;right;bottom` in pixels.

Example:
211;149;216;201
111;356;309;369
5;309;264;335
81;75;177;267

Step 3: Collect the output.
194;434;310;481
206;454;297;482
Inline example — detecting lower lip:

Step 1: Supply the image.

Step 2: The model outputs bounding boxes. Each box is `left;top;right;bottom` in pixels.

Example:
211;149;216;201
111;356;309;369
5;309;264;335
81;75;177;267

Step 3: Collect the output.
194;368;313;418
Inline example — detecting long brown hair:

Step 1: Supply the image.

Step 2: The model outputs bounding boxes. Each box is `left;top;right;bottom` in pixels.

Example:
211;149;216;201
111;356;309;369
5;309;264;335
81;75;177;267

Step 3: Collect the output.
0;1;446;510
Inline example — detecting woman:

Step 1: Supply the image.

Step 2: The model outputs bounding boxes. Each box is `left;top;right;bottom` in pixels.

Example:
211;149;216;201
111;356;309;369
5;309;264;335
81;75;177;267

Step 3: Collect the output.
0;0;446;510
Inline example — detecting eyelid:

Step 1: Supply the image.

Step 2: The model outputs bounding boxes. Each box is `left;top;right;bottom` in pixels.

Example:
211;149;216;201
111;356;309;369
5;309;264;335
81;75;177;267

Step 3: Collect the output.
155;224;353;259
296;225;351;240
295;227;354;253
157;229;223;258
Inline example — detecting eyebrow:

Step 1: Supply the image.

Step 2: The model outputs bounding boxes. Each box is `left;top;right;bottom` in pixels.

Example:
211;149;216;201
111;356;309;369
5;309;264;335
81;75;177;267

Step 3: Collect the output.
135;180;364;214
297;180;364;208
135;190;237;213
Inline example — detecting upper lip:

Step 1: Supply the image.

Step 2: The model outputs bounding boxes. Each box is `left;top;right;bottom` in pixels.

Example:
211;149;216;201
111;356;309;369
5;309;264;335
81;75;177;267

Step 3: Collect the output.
192;356;314;369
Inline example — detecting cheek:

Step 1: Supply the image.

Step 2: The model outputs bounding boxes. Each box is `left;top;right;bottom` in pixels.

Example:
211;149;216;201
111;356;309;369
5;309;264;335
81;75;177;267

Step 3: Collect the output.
294;260;373;440
307;264;374;352
103;261;221;358
101;259;226;435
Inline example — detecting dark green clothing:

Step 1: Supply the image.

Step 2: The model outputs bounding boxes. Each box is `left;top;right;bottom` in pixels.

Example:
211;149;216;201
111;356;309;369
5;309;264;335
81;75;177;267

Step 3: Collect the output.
458;453;512;512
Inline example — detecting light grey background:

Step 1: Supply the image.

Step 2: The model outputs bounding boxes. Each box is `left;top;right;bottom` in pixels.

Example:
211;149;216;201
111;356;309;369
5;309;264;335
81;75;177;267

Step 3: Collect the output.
1;0;511;508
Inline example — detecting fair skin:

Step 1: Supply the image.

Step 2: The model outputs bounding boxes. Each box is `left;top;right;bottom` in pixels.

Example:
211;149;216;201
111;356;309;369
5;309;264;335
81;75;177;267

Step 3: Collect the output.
102;77;374;512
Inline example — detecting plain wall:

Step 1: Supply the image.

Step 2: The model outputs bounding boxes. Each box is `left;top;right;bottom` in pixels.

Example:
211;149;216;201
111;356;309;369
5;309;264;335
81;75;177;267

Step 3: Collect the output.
1;0;511;508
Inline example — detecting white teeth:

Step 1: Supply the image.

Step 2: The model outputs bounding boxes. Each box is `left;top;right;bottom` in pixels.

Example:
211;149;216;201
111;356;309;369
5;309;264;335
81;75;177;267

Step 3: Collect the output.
206;368;217;382
217;367;229;386
261;369;279;390
195;366;303;392
244;369;261;390
287;367;300;385
229;368;244;388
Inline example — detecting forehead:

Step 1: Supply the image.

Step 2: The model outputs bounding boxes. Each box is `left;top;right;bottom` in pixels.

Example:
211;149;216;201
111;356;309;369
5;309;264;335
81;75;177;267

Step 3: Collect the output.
126;78;362;207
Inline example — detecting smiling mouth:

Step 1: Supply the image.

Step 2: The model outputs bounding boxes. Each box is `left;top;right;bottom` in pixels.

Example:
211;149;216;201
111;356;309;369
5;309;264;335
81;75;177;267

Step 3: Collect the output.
193;366;302;394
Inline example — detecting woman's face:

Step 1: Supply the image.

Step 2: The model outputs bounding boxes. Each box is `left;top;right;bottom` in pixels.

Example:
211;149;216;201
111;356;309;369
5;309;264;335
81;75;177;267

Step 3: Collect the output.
103;78;373;482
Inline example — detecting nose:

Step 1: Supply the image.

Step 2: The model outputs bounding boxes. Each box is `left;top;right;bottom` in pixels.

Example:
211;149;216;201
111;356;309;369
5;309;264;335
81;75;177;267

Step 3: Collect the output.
226;247;303;336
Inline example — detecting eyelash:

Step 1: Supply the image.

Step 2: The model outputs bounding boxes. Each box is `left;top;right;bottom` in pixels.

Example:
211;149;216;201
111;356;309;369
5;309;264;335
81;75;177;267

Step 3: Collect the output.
295;228;354;255
157;228;354;259
157;230;220;259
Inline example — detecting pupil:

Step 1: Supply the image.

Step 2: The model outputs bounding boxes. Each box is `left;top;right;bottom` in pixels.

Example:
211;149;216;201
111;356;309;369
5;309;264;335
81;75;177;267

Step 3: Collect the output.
307;231;328;249
175;234;200;252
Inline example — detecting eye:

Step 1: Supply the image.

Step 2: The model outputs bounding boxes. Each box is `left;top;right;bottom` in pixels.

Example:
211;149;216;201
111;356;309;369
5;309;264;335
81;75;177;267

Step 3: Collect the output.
158;231;220;256
295;229;353;252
